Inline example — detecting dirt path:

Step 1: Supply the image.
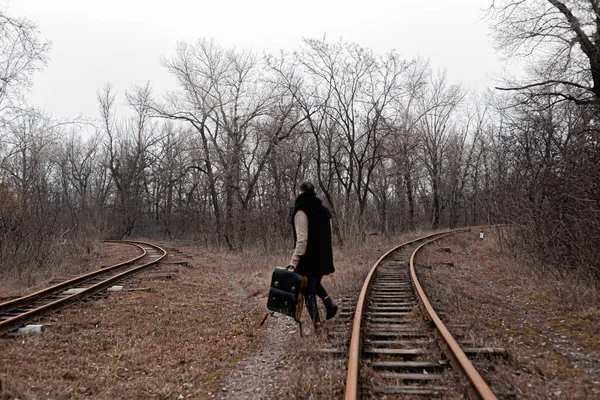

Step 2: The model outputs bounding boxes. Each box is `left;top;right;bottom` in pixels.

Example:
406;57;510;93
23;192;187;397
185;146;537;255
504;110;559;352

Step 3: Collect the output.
216;256;303;399
220;313;299;399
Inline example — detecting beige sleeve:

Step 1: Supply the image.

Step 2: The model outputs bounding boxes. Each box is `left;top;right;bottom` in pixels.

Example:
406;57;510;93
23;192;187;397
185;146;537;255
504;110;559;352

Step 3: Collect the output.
290;210;308;267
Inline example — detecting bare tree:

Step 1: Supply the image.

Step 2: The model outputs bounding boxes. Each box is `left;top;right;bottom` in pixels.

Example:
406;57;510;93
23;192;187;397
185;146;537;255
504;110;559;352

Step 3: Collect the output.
161;39;306;248
490;0;600;104
98;83;161;238
268;45;346;244
0;109;64;271
160;41;224;242
444;97;487;227
0;8;50;114
269;39;410;241
415;70;465;228
386;58;431;231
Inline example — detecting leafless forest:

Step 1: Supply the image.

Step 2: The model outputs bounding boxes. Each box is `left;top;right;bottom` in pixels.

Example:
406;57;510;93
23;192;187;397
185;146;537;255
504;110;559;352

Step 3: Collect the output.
1;1;599;279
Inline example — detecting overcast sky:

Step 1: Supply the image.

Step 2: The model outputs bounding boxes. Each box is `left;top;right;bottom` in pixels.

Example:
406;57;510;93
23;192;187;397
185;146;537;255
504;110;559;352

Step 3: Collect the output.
9;0;503;120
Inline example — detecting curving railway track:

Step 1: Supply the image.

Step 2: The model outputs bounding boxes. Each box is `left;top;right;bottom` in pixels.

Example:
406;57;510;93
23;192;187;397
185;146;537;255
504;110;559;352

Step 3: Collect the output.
0;240;166;336
344;229;498;399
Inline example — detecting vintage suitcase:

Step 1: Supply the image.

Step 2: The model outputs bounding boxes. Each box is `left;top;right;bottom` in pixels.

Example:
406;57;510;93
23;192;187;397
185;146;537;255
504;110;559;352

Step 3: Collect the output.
266;267;307;321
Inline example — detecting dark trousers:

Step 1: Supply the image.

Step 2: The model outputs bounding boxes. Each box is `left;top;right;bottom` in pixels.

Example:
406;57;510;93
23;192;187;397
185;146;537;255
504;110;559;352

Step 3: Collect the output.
304;275;329;323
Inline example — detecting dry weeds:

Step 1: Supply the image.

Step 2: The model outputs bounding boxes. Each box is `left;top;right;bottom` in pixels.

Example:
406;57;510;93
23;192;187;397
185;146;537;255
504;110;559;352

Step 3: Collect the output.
4;229;594;399
0;242;142;297
0;233;424;399
416;229;600;399
0;242;264;399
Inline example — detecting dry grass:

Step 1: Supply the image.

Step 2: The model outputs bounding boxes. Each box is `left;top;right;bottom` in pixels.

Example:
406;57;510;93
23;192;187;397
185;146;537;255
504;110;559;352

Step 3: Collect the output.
0;241;265;399
8;229;594;399
0;242;142;297
416;229;600;399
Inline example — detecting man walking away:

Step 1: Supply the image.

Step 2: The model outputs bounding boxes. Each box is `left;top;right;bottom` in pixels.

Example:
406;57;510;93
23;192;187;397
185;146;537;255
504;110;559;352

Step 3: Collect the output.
288;180;338;324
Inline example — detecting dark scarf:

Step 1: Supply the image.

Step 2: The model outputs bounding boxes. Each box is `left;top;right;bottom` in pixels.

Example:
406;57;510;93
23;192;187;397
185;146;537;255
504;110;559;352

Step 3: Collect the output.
291;192;322;223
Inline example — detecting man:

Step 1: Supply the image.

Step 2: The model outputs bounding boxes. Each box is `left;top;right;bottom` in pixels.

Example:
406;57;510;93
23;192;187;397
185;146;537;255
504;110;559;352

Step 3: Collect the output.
288;180;338;323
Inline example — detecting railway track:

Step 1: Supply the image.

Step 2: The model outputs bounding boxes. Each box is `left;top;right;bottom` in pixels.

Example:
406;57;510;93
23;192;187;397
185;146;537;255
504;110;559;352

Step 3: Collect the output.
344;229;499;399
0;240;166;336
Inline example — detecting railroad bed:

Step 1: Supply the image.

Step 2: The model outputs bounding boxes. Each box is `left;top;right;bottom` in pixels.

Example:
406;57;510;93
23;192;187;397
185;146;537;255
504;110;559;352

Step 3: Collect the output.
0;241;166;336
340;229;503;399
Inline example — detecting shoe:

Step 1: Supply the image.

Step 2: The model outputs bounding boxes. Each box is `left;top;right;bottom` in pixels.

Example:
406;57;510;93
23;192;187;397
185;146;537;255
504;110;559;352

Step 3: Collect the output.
314;321;322;332
323;296;338;320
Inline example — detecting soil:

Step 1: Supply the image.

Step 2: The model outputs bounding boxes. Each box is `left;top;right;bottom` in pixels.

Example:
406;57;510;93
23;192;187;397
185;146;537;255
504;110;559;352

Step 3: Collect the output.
1;230;599;399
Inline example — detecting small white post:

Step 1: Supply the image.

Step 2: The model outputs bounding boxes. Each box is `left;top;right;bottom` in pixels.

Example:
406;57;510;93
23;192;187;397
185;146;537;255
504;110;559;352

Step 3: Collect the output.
18;325;45;334
479;231;484;240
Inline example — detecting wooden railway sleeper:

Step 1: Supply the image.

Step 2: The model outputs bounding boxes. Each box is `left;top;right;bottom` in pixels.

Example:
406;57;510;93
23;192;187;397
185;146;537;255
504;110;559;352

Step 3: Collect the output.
378;372;445;381
363;348;427;358
371;360;448;371
371;385;446;396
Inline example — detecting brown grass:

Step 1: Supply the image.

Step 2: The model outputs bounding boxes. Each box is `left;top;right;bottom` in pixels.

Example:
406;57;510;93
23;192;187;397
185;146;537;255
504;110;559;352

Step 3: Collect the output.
0;242;142;297
0;241;264;399
416;229;600;399
6;230;594;399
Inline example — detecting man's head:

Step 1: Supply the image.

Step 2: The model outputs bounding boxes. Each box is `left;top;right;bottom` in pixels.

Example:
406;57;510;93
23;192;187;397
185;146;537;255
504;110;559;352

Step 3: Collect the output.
299;180;315;195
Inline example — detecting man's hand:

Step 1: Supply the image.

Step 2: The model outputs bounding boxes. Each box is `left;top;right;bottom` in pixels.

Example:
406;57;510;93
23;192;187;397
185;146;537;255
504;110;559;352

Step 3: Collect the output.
286;264;296;271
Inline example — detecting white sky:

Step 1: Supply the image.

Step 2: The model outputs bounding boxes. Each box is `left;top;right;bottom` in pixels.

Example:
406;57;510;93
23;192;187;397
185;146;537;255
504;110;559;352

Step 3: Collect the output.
9;0;503;120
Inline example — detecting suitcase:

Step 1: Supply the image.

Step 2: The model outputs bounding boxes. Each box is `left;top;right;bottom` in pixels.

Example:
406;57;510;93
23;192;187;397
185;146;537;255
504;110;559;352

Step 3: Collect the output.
261;267;308;334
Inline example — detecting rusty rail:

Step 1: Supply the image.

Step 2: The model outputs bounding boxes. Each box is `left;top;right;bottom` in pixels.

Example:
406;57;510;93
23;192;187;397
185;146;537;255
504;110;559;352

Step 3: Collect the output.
409;236;497;399
0;240;166;336
344;230;456;399
344;228;496;399
0;242;146;315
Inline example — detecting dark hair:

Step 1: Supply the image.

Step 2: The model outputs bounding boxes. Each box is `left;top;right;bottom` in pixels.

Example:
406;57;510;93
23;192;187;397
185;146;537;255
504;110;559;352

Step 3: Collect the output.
299;180;315;195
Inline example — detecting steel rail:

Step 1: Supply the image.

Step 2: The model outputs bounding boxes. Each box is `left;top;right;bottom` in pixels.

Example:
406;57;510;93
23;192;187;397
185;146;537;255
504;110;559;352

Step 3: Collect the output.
409;235;497;400
344;230;459;400
0;242;146;315
0;241;166;336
